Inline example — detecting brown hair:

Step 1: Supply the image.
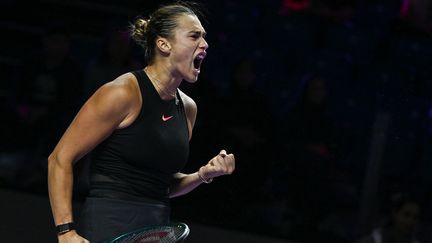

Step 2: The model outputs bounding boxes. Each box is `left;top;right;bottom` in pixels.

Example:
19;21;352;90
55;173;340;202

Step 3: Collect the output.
130;2;203;64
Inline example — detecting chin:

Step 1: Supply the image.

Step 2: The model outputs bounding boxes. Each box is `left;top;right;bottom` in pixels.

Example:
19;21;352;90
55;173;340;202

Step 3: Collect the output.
184;79;198;84
184;75;199;83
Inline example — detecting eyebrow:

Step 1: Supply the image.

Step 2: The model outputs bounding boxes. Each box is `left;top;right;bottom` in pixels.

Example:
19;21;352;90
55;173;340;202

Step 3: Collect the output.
189;30;207;37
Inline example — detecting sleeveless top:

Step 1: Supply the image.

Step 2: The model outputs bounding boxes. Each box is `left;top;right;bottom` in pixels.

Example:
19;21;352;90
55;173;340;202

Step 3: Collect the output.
89;69;190;203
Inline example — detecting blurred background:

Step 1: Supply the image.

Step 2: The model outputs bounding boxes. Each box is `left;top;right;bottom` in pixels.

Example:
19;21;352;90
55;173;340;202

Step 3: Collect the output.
1;0;432;242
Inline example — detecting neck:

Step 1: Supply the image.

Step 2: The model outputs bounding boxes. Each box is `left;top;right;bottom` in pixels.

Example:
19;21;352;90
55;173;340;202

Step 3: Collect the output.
144;65;182;100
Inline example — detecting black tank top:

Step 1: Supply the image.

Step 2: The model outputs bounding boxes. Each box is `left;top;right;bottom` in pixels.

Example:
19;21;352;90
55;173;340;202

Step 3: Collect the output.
90;69;190;202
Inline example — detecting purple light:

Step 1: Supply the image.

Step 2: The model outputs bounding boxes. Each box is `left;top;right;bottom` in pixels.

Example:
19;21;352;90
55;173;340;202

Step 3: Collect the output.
400;0;410;17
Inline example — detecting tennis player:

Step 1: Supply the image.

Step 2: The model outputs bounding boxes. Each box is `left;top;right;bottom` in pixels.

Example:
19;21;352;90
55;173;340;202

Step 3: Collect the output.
47;2;235;242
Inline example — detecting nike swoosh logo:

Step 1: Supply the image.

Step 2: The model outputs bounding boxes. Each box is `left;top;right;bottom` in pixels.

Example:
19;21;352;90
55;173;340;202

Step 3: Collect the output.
162;115;174;121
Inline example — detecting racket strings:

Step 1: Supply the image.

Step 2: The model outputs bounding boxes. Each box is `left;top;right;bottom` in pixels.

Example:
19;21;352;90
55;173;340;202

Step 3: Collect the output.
117;225;187;243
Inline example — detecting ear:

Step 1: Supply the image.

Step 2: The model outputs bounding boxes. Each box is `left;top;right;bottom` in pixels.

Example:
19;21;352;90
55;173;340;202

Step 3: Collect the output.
156;37;171;54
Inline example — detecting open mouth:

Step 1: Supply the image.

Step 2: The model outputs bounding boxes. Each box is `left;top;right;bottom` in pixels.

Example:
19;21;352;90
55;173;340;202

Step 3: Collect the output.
193;53;206;71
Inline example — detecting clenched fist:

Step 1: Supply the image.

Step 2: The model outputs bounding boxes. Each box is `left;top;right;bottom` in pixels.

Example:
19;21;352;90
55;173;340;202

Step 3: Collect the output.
199;150;235;182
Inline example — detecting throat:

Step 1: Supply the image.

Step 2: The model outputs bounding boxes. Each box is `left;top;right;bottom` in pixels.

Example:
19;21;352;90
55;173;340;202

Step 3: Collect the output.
144;67;178;100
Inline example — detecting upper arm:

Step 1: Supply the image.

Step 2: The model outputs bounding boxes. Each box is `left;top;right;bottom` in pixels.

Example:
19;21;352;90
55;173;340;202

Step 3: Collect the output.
179;90;197;141
50;74;139;165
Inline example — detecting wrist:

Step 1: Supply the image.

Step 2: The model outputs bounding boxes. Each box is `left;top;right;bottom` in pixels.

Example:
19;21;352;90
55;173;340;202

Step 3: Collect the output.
57;229;76;239
56;222;75;236
198;167;213;184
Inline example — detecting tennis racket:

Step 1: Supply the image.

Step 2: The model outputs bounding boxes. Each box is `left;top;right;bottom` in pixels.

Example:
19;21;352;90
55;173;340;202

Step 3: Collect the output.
99;222;190;243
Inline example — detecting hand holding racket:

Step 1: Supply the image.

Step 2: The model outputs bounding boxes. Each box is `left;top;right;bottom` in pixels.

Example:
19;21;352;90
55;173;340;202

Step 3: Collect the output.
99;222;189;243
199;150;235;182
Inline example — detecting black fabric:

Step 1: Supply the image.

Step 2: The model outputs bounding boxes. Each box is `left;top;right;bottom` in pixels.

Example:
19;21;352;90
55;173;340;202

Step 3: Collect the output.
77;194;170;243
90;69;190;202
56;222;75;234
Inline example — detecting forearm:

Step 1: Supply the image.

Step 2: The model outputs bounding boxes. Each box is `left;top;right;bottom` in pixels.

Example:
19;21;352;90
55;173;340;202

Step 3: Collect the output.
47;155;75;225
169;171;207;198
169;150;235;197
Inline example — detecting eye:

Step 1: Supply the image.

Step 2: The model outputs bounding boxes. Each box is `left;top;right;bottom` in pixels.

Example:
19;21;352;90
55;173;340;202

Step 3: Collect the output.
191;34;199;39
190;31;206;40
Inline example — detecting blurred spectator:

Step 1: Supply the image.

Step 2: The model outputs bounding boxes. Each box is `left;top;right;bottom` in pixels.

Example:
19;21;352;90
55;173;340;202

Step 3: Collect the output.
15;23;84;156
0;82;23;153
270;73;341;240
4;23;84;192
399;0;432;34
358;193;422;243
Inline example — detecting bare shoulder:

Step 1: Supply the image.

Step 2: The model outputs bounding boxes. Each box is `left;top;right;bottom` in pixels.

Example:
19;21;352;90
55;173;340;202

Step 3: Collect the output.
178;89;197;112
93;73;139;107
178;89;197;136
49;73;140;162
85;72;141;125
99;72;138;98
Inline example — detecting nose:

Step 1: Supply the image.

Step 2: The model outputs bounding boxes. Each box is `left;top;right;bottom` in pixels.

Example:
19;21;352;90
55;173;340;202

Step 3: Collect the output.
200;38;209;50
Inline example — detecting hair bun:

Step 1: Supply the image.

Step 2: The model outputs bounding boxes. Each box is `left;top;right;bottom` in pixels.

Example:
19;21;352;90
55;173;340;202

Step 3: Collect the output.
130;18;149;47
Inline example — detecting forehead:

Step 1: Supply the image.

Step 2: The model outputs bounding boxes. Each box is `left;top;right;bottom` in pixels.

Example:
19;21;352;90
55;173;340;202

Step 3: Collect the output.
175;14;205;33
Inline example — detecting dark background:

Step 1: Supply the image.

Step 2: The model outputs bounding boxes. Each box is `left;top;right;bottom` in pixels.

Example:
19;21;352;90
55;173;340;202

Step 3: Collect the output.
1;0;432;242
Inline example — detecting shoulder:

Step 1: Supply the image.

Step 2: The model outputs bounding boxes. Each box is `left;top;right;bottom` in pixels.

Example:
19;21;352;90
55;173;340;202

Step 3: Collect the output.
178;89;197;113
95;72;139;103
178;89;197;135
103;72;138;92
179;90;197;120
86;72;141;120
